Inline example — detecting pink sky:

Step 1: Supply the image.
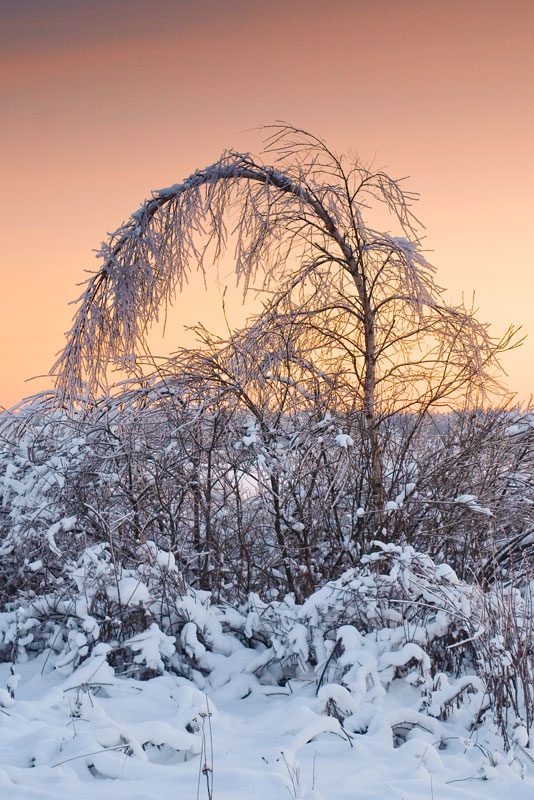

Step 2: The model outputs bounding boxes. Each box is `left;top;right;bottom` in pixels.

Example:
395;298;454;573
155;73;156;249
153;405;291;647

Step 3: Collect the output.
1;0;533;407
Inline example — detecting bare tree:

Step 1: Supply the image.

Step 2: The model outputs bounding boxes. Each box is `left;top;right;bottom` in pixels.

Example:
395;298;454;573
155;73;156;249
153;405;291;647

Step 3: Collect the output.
53;124;517;518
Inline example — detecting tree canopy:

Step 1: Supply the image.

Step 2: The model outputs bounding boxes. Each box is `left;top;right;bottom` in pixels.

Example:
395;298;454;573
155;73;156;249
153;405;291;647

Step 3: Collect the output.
53;125;516;409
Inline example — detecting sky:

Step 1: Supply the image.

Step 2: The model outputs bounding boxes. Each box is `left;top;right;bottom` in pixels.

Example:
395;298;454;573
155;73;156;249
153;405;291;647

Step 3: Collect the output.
1;0;533;408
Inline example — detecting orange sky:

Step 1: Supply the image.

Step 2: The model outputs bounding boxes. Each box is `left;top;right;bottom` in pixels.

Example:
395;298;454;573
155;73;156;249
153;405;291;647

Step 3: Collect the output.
1;0;533;408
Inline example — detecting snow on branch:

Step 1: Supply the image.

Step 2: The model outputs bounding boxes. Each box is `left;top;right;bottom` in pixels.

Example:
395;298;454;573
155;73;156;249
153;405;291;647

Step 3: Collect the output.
51;127;433;401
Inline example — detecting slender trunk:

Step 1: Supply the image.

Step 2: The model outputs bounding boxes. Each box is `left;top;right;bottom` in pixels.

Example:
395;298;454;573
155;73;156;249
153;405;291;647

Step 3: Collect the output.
362;306;385;525
270;474;296;596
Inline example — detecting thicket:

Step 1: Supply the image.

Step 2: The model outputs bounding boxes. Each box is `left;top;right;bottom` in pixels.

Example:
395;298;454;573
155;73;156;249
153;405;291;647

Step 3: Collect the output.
2;388;534;746
2;387;534;604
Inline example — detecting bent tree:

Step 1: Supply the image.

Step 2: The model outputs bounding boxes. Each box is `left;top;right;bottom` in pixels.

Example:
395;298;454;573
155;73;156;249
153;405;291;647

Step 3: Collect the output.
53;125;516;520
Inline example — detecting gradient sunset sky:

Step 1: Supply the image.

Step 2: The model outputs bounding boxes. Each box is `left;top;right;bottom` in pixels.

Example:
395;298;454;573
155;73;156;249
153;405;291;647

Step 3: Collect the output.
1;0;533;408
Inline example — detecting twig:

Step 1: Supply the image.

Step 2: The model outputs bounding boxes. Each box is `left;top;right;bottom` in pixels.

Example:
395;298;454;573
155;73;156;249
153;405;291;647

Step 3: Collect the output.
52;744;130;767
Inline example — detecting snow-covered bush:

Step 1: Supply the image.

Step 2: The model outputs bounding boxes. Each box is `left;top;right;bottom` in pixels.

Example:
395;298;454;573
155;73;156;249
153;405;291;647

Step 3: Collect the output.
1;530;533;749
3;393;534;604
0;401;86;603
2;384;534;756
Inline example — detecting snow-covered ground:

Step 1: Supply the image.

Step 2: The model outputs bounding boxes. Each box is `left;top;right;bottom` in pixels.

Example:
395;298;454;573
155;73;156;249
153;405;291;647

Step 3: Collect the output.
1;652;534;800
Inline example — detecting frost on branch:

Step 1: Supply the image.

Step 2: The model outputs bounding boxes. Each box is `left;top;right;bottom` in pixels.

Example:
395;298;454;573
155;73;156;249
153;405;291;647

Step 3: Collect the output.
52;124;515;414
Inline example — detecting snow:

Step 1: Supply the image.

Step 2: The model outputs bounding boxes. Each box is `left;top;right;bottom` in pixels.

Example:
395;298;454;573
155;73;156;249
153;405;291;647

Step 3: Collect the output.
106;578;150;606
454;495;493;516
2;541;534;798
1;654;534;799
335;432;354;448
435;563;459;584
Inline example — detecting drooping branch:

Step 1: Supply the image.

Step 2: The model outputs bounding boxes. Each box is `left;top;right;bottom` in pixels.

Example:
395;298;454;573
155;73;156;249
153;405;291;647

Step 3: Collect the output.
52;127;433;401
